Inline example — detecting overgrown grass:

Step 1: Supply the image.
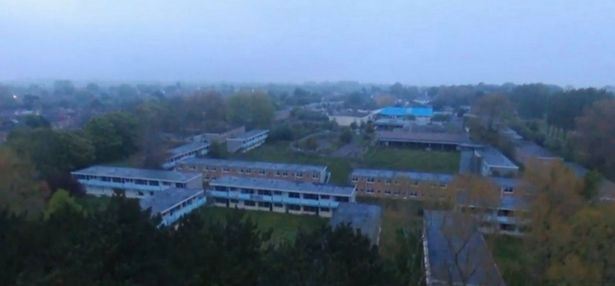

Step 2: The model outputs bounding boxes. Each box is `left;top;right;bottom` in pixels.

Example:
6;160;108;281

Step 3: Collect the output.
362;147;460;173
198;206;326;245
489;235;530;286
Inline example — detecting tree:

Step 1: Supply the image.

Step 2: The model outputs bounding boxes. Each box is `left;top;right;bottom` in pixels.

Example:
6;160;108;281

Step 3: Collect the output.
20;115;51;129
547;88;611;130
573;99;615;179
0;147;48;217
84;112;139;162
510;84;552;119
45;189;83;218
471;94;513;131
228;92;275;128
340;128;353;144
208;142;228;159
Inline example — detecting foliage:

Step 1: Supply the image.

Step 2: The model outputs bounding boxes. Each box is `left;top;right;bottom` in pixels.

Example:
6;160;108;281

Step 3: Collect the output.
84;111;139;162
208;141;228;159
572;99;615;179
228;91;275;128
0;147;49;217
339;127;353;144
547;88;611;130
19;115;51;129
268;124;294;142
510;84;552;119
45;189;83;218
363;147;460;173
472;94;513;131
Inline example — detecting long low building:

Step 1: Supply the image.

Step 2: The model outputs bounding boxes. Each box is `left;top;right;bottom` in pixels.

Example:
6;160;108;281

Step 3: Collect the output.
176;158;330;183
162;141;210;169
475;146;519;177
351;168;455;201
72;166;202;198
139;188;206;226
226;129;269;153
376;130;479;151
208;176;355;218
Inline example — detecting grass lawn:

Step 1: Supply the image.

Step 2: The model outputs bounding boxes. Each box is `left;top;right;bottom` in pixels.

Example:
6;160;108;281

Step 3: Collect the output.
489;235;530;286
362;147;460;173
198;206;326;245
357;196;423;258
233;141;353;185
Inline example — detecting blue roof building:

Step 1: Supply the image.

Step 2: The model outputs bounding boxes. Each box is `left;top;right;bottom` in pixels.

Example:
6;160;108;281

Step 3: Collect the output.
378;106;434;118
140;188;206;226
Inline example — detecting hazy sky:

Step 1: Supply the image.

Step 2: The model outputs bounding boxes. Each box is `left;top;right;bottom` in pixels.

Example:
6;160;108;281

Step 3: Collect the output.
1;0;614;86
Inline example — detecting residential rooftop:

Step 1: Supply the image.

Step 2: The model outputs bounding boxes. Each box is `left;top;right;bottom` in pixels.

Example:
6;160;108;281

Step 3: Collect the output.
72;166;202;182
352;168;454;183
423;210;506;286
140;188;204;215
169;141;209;156
330;202;382;244
228;129;269;140
209;176;354;196
179;158;327;173
479;147;518;169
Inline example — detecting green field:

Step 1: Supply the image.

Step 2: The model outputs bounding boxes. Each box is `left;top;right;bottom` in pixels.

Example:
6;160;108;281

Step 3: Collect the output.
362;147;460;173
198;206;326;245
490;235;530;286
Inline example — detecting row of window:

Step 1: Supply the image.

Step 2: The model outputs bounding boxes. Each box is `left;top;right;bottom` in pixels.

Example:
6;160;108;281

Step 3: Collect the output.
161;194;204;217
76;174;186;188
352;176;448;188
184;165;322;180
212;186;346;201
215;199;332;213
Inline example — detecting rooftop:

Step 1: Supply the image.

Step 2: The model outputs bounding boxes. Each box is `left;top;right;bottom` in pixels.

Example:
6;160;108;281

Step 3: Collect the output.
423;210;505;286
209;176;355;196
140;188;204;215
330;202;382;244
378;106;434;117
376;130;474;145
478;147;518;169
228;129;269;140
352;168;454;183
515;141;560;159
72;166;202;182
169;141;210;156
179;158;327;173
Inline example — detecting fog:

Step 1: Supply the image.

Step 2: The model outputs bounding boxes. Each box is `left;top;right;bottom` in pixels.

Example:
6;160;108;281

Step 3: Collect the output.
1;0;614;86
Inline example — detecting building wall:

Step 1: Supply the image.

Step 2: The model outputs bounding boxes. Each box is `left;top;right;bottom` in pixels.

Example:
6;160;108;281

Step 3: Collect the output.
177;163;328;184
162;145;209;169
158;193;207;226
480;164;519;178
226;131;268;153
208;185;355;218
74;175;202;199
351;175;453;202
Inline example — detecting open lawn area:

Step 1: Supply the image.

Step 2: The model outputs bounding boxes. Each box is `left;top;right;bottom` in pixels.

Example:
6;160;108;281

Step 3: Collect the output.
490;235;530;286
198;206;326;245
362;147;460;173
357;196;423;258
233;141;353;185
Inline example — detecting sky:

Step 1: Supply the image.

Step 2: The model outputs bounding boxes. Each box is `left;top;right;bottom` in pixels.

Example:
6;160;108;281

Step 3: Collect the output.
0;0;614;86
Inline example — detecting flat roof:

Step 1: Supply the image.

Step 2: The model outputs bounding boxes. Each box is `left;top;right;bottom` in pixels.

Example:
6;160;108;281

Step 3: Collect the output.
228;129;269;140
376;130;473;145
330;203;382;243
352;168;454;183
515;141;559;159
209;176;354;196
140;188;204;214
423;210;505;286
169;141;209;156
479;147;518;169
72;166;201;182
179;158;327;173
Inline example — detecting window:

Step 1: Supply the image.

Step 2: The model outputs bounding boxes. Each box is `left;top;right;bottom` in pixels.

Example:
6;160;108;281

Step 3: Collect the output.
215;198;228;204
351;176;358;182
320;207;330;212
288;204;301;211
230;199;239;204
296;172;303;177
320;195;330;200
334;196;349;202
244;200;256;206
176;183;186;188
258;190;272;196
274;203;284;208
258;202;271;208
138;191;144;196
223;168;230;173
503;187;514;193
303;206;317;212
241;189;254;194
276;171;281;176
288;193;300;198
273;191;282;196
497;209;513;217
367;177;375;183
303;193;319;200
259;169;266;175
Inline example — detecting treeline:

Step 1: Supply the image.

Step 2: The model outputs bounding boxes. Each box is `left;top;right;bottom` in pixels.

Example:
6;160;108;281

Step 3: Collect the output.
0;197;422;286
4;112;139;193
